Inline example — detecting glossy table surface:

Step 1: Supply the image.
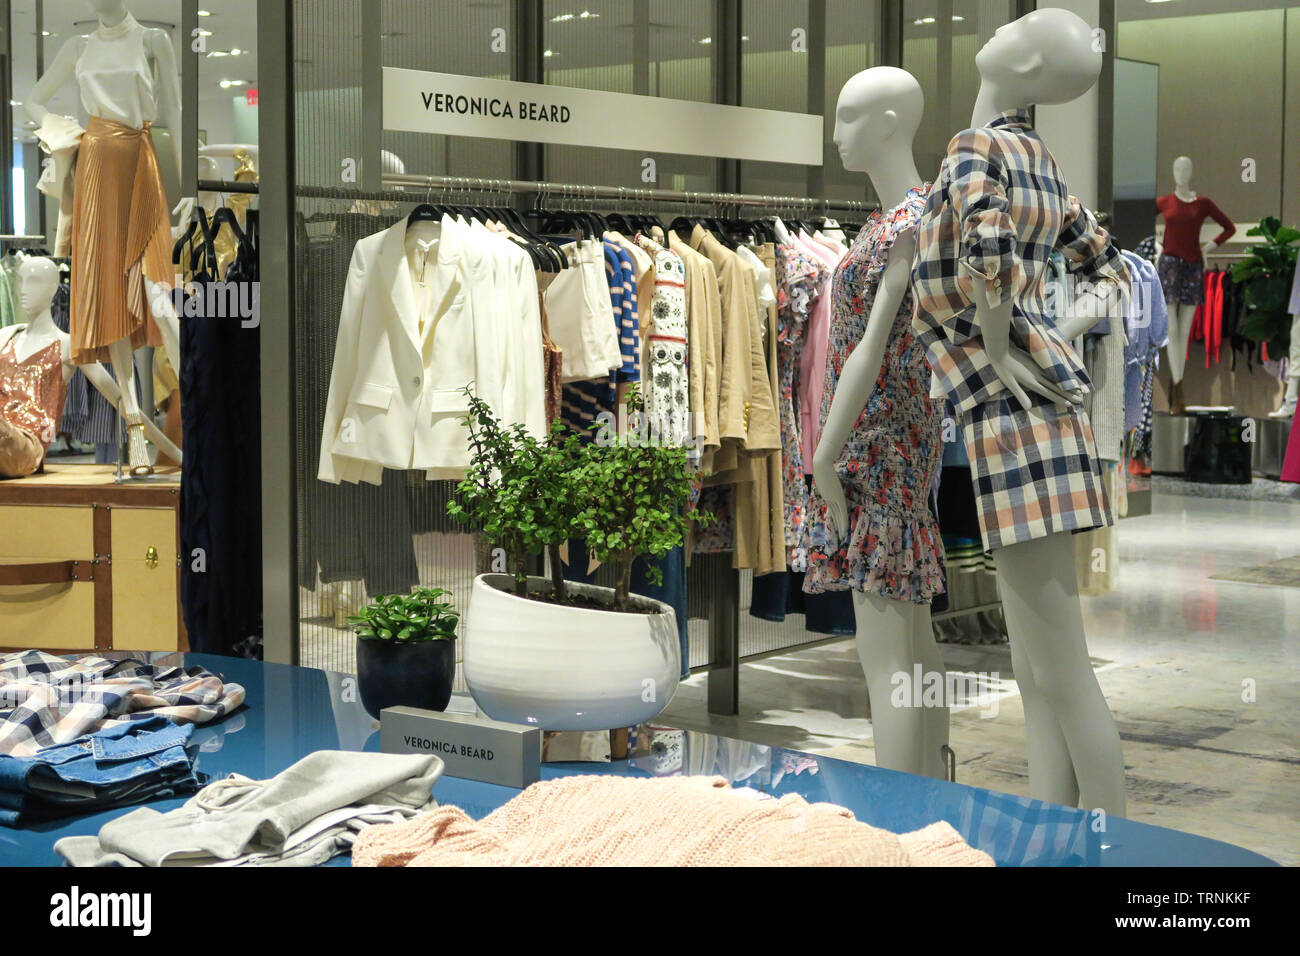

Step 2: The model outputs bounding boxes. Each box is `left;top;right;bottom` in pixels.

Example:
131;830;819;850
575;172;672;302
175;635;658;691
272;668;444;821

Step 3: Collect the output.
0;655;1277;867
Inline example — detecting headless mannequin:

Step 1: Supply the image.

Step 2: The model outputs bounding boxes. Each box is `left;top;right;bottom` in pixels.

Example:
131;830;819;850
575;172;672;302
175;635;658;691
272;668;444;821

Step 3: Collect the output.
26;0;184;477
811;67;947;779
8;258;181;465
1158;157;1234;413
962;8;1126;816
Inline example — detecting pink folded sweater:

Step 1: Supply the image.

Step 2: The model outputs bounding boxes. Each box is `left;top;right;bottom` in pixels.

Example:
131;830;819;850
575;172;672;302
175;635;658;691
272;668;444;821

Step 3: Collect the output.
352;774;994;867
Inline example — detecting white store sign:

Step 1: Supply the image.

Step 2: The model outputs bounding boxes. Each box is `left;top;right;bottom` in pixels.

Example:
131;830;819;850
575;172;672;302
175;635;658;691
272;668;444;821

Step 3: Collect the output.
383;67;824;166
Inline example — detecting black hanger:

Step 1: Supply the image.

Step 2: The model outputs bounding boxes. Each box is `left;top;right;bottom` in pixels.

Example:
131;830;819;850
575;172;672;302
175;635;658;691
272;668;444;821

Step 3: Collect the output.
407;203;442;226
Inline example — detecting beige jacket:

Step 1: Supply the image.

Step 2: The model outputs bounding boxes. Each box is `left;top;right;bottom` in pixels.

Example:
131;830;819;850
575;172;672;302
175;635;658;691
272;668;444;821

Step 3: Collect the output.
690;226;781;454
666;230;722;461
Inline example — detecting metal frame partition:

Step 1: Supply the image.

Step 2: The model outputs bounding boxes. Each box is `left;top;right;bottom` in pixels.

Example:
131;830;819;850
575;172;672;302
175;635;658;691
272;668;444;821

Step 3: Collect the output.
254;0;1066;711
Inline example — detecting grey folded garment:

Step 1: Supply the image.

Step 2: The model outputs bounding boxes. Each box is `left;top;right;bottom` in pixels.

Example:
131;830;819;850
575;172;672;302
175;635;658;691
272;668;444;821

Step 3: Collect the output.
55;750;444;867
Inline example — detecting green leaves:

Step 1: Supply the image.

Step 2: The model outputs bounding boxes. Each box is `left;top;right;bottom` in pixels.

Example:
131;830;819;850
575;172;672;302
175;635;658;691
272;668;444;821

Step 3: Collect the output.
446;384;711;611
1232;216;1298;358
350;586;459;643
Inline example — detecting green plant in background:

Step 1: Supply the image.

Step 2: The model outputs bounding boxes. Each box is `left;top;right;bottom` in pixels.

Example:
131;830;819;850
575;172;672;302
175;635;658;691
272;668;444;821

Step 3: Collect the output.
1231;216;1299;357
448;390;583;598
572;384;709;611
349;587;459;642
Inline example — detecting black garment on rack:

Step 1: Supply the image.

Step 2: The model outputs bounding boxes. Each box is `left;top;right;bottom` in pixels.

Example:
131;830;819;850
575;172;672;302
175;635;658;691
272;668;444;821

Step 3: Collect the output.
298;211;418;597
179;213;263;658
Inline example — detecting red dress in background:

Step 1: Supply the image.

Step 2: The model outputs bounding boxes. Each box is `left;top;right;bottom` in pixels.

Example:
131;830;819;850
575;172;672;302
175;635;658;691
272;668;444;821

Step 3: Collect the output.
1281;403;1300;484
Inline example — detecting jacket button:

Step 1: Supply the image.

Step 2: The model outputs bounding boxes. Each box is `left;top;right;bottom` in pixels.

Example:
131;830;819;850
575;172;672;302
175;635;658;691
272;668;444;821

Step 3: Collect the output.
412;377;422;387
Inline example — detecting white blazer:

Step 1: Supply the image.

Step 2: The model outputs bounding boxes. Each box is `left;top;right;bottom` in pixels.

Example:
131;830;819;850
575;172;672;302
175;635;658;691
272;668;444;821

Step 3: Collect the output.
318;213;544;485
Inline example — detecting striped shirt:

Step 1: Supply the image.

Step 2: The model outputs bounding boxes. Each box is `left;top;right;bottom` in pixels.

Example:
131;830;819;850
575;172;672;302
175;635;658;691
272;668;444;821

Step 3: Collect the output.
911;109;1129;414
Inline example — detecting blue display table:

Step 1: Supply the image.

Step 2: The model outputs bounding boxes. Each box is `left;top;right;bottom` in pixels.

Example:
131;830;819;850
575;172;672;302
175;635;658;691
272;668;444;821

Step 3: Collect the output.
0;654;1276;867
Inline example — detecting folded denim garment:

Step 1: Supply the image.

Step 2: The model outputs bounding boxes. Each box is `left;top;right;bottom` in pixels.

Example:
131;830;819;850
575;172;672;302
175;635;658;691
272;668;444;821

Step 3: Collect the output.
55;750;444;867
0;716;204;827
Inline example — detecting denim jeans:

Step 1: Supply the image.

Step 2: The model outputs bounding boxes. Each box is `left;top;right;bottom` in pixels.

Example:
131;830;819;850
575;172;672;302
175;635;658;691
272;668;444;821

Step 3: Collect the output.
0;716;204;826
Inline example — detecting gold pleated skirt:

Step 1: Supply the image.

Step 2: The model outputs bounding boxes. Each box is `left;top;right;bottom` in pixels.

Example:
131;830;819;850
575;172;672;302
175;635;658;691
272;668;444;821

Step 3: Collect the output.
70;116;172;366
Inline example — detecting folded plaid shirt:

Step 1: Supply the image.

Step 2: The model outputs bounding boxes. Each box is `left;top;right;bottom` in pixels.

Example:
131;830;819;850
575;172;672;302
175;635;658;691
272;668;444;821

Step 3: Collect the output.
912;109;1130;414
0;651;245;757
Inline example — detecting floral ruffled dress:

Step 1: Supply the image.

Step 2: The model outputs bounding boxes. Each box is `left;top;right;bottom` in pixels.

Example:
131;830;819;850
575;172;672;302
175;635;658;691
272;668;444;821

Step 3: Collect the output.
803;185;946;603
774;244;828;568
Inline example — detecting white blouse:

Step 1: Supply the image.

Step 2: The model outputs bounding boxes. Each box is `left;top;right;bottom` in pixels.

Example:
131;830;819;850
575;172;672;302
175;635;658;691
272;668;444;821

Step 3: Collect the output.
75;13;158;130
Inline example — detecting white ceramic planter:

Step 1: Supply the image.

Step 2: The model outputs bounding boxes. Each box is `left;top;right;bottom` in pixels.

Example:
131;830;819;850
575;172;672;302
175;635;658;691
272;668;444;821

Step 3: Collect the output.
463;573;680;731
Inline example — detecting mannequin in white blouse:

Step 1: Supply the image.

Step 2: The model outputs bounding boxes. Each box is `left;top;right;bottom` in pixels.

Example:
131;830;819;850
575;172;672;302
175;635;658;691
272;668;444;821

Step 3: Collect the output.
26;1;183;476
811;68;949;779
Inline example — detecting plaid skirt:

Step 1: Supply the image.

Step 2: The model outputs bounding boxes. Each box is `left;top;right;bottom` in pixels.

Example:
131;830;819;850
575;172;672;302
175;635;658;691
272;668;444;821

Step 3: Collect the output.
1157;253;1204;307
962;398;1112;551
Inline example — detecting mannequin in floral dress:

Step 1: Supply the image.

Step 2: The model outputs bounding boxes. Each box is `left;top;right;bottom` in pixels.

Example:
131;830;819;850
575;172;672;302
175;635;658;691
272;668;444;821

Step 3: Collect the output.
805;68;948;779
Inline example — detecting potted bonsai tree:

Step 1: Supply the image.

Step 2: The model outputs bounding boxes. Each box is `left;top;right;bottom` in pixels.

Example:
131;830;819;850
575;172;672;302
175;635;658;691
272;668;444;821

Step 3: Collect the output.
349;586;459;720
449;386;704;731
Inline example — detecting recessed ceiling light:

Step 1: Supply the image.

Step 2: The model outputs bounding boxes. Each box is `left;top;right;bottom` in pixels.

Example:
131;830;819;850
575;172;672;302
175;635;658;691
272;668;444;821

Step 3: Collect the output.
543;49;555;57
550;13;574;22
578;10;598;17
952;15;965;22
198;9;212;15
219;79;249;89
196;28;212;36
698;36;712;44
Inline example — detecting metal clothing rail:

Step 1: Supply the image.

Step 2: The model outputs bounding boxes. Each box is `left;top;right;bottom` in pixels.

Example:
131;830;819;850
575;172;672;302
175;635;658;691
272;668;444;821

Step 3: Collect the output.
280;172;878;216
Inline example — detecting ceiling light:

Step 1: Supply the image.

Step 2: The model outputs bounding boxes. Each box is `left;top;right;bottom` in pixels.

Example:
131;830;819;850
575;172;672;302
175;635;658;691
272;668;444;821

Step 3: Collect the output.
219;79;249;89
698;36;712;44
913;17;936;25
550;13;574;21
208;50;229;57
1144;1;1178;4
578;10;598;18
952;15;965;22
543;48;555;57
196;28;212;36
230;48;242;55
40;30;54;36
198;9;212;15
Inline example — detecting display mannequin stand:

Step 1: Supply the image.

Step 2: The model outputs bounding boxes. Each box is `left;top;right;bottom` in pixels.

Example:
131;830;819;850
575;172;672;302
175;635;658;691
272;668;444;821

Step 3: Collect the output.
1156;157;1236;414
5;257;180;474
810;67;948;779
927;8;1127;816
26;0;184;478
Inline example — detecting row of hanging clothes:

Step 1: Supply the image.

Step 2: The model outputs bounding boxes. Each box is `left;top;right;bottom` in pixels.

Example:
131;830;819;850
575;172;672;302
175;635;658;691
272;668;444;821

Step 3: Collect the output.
173;190;264;660
308;183;873;651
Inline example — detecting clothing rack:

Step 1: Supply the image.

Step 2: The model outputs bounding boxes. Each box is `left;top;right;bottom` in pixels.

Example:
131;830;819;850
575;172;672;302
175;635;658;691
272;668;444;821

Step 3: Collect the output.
0;235;48;245
262;172;877;217
197;179;260;196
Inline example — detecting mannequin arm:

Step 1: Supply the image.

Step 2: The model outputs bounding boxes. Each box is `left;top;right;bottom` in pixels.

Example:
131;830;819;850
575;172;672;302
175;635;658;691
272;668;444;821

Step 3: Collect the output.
975;281;1079;411
811;230;916;538
25;38;81;126
149;30;185;182
80;361;183;464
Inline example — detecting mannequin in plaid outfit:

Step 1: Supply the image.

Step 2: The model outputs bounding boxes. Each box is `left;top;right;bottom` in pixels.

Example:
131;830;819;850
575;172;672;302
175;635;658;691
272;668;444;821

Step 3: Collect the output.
912;9;1128;817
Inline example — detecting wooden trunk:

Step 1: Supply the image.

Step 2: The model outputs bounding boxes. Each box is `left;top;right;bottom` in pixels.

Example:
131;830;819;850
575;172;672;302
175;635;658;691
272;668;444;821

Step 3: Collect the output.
0;464;186;654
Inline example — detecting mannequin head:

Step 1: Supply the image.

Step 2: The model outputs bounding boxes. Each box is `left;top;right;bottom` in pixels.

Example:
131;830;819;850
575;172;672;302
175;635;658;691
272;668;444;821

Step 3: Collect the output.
975;8;1101;107
1173;156;1194;188
87;0;127;16
833;67;924;173
18;258;60;317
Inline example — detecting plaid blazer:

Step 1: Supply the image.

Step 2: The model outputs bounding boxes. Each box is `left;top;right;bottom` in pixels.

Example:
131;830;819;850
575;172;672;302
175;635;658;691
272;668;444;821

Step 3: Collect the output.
912;109;1129;414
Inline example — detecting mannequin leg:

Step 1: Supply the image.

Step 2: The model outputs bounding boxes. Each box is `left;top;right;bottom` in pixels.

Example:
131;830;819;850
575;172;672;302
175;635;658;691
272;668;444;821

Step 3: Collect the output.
108;337;153;476
854;591;947;778
146;278;182;374
993;532;1126;816
909;601;950;779
1004;616;1080;806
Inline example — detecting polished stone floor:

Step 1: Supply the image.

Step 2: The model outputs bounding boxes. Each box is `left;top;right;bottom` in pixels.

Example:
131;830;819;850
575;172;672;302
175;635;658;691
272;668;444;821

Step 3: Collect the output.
661;491;1300;866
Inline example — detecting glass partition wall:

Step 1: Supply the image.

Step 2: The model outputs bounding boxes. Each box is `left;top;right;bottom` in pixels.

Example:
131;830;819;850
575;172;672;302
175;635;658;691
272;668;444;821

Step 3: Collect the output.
260;0;1041;681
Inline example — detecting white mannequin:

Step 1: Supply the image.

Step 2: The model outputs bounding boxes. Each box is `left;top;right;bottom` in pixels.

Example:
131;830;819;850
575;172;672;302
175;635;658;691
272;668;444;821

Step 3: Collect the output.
7;258;181;465
1160;156;1230;411
811;67;948;779
964;8;1126;817
25;0;183;477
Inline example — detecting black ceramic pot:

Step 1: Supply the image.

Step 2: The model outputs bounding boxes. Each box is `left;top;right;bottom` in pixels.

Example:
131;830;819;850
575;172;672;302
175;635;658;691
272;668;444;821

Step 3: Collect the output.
356;637;456;720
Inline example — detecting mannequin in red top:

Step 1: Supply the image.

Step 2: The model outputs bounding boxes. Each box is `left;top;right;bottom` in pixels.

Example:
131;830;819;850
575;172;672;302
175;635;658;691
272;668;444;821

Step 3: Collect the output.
1155;156;1236;413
